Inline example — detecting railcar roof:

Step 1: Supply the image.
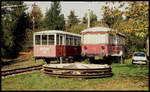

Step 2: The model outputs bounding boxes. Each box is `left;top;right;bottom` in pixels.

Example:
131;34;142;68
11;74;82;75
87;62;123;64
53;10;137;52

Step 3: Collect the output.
82;27;125;37
34;30;81;37
82;27;115;32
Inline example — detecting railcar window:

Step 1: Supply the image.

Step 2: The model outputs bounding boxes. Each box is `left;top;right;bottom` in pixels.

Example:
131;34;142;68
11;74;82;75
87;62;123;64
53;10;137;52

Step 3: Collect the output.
42;35;47;45
110;36;113;44
48;35;54;45
70;37;74;46
74;39;77;46
35;35;40;45
77;39;81;46
66;37;70;45
123;38;125;45
57;35;59;45
60;36;63;45
120;37;122;44
78;39;81;45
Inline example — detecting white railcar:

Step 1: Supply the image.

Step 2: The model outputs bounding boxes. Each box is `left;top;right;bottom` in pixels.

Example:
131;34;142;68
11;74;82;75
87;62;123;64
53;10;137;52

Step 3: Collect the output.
81;27;125;58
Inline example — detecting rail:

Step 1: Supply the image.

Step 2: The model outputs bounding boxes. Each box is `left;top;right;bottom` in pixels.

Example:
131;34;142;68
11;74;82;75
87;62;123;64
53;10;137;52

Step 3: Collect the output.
1;65;43;77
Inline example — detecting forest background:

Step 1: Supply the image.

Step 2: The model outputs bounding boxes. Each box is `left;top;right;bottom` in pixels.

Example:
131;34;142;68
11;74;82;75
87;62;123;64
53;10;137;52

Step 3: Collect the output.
1;1;149;61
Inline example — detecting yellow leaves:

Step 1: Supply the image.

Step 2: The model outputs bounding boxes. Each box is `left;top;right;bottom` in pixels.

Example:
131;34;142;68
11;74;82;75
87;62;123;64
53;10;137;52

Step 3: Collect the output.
135;32;145;38
124;28;131;33
101;1;148;38
124;12;129;17
134;13;138;17
143;5;149;11
118;4;124;8
128;18;134;22
120;12;123;16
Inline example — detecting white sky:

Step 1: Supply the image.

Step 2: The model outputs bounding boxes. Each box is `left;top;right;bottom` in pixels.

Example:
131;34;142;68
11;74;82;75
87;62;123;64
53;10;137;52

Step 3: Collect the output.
24;1;128;21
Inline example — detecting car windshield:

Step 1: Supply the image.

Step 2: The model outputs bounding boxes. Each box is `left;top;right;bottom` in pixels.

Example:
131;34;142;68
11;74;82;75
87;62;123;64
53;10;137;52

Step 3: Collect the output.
133;53;145;57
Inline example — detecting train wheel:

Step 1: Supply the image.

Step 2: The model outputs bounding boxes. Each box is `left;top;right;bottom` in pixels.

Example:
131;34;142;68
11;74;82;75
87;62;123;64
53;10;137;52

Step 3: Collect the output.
56;57;63;64
103;56;112;65
73;56;81;61
45;59;51;64
89;57;95;63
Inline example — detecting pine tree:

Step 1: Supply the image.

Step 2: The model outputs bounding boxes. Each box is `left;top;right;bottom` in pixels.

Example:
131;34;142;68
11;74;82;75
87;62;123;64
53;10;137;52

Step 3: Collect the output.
1;1;28;58
43;1;65;30
29;3;43;30
82;10;97;27
67;10;80;27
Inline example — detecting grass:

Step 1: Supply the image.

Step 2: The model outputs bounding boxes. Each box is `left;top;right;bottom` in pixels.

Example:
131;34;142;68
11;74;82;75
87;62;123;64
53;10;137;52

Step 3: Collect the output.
2;59;149;91
2;55;46;71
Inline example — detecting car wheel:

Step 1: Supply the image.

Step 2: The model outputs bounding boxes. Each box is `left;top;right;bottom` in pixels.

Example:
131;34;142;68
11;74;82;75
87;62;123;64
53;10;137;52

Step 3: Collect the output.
132;60;134;64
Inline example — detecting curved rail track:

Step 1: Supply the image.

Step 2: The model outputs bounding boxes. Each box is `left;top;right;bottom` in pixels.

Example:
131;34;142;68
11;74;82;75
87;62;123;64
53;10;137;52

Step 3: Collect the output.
43;63;113;78
1;65;43;77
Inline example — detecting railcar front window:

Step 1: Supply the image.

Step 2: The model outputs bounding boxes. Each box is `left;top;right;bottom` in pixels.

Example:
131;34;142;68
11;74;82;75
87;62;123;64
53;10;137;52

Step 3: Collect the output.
42;35;47;45
48;35;54;45
35;35;40;45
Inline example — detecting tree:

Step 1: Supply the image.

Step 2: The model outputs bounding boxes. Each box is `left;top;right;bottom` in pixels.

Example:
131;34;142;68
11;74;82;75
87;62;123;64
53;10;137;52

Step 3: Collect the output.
43;1;65;30
121;2;148;57
1;1;28;58
122;2;149;38
67;10;80;27
82;10;98;27
69;24;87;34
29;3;43;30
101;1;149;58
102;6;123;28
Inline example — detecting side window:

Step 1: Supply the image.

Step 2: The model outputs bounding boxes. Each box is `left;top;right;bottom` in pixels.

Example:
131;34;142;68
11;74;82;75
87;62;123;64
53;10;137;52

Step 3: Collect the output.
66;36;70;46
78;39;81;46
57;35;59;45
74;38;77;46
35;35;40;45
60;35;63;45
110;35;112;44
42;35;47;45
48;35;54;45
70;37;74;46
113;45;115;50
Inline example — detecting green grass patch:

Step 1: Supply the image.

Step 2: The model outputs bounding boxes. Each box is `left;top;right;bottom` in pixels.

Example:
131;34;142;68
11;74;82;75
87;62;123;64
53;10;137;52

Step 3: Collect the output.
2;55;46;71
2;60;45;71
2;62;149;91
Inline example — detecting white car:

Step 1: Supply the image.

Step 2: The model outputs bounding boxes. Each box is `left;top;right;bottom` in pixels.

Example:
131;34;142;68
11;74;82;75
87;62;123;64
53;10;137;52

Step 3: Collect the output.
132;52;147;64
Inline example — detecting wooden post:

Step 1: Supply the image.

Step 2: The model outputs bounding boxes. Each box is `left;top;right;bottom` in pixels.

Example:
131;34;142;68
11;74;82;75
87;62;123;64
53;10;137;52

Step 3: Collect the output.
34;58;36;63
32;16;35;31
120;50;123;64
60;57;63;64
121;55;123;64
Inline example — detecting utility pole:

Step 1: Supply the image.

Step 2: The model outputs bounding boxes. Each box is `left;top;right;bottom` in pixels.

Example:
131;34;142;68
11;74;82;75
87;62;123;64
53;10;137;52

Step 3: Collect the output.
87;9;90;28
32;16;35;31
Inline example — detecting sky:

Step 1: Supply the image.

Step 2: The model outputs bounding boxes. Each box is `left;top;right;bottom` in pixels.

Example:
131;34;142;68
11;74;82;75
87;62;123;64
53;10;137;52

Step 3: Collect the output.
24;1;128;21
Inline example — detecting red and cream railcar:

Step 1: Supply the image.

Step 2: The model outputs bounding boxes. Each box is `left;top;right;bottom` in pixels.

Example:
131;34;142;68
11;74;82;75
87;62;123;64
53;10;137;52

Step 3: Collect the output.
81;27;125;58
33;30;81;63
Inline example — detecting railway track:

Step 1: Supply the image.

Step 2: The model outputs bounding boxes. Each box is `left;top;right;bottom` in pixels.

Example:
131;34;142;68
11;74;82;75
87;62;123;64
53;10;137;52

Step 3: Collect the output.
1;65;43;77
2;63;113;78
